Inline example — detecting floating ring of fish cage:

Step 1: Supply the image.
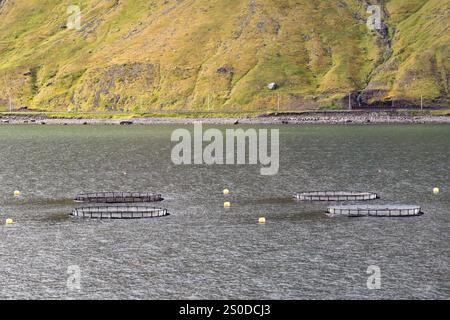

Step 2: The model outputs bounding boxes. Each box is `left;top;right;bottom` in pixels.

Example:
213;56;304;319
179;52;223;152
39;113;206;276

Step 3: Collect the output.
294;191;378;201
327;205;422;217
71;205;169;219
74;192;163;203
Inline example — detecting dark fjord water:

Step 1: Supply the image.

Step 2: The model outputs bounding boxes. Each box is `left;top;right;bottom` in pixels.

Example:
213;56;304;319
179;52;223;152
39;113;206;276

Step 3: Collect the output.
0;124;449;299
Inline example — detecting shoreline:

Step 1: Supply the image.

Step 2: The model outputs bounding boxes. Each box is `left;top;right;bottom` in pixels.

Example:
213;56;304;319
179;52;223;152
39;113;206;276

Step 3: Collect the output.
0;111;449;125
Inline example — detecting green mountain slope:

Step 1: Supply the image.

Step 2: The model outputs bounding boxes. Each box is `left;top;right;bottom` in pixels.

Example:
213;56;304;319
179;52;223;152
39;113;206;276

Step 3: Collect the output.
0;0;448;112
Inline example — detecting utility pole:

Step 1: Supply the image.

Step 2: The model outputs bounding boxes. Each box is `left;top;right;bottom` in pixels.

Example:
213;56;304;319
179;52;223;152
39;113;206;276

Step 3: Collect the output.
421;95;423;110
277;93;280;112
348;92;352;110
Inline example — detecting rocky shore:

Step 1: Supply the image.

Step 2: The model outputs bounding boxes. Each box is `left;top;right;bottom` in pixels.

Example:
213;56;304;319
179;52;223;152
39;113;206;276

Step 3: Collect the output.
0;111;449;125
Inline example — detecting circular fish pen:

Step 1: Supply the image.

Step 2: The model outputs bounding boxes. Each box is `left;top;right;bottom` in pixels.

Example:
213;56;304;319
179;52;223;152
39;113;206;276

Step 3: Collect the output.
294;191;378;201
74;192;163;203
327;205;422;217
71;205;169;219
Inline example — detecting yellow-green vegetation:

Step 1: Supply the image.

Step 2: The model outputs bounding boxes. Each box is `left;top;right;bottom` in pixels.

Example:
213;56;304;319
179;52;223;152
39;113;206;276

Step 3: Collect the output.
0;0;448;112
0;110;273;119
363;0;449;104
431;109;450;116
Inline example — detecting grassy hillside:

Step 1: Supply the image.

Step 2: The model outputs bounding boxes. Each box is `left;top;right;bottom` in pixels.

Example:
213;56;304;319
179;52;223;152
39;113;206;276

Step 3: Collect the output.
0;0;448;112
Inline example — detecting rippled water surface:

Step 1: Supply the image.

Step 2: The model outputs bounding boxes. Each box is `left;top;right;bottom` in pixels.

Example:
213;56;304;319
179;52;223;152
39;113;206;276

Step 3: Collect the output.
0;124;449;299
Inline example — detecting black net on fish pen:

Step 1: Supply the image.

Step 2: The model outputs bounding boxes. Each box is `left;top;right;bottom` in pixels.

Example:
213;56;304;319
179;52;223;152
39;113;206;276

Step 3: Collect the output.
294;191;378;201
74;192;163;203
327;205;422;217
71;204;168;219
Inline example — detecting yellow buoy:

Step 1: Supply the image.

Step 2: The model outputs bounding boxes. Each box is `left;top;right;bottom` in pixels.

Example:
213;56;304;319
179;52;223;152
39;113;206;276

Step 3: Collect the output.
14;190;21;197
5;218;13;225
433;187;440;194
258;217;266;224
224;202;231;208
223;188;230;195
